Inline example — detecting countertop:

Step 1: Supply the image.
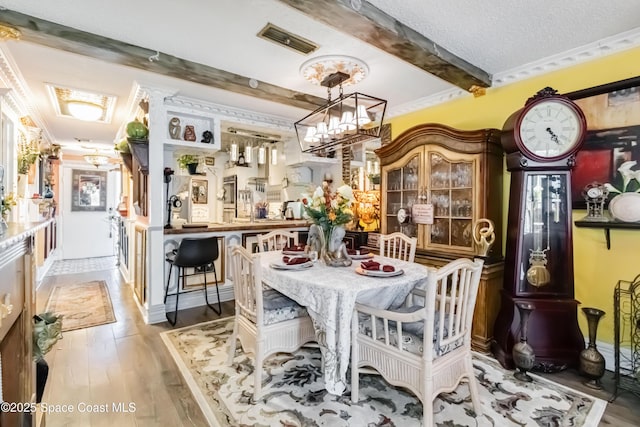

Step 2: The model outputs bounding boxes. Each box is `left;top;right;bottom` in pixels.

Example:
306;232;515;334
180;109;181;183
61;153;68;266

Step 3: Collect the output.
163;219;310;235
0;219;55;252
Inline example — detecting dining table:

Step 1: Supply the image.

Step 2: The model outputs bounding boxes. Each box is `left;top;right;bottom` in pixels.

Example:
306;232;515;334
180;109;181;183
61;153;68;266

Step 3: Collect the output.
257;250;430;395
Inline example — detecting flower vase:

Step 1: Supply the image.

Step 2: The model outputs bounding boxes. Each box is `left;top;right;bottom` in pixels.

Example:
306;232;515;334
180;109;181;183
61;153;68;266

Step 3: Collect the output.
512;302;535;382
17;173;28;198
310;224;351;267
579;307;606;389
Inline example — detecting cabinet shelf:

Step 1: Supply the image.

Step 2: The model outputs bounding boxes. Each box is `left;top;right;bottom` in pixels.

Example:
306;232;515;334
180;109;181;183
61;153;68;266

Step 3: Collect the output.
574;218;640;250
163;138;219;153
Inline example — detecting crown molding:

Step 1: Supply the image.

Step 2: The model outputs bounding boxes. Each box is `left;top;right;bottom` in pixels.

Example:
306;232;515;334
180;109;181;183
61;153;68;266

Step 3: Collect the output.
0;45;55;142
387;28;640;119
163;94;295;133
493;27;640;86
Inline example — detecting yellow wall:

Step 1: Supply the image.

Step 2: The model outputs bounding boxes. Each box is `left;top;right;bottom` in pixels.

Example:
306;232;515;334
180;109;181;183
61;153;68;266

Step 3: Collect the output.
385;46;640;344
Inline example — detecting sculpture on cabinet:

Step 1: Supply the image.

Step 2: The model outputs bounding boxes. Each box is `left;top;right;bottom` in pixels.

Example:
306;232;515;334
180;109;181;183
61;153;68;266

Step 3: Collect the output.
201;130;213;144
183;125;196;141
168;117;181;140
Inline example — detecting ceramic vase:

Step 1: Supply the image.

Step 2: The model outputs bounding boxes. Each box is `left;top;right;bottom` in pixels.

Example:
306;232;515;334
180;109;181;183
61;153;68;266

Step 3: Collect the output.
512;301;535;382
579;307;606;389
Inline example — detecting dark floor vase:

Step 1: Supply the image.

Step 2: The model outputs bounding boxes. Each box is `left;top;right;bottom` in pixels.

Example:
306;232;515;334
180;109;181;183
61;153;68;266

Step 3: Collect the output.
512;302;535;382
579;307;606;389
36;357;49;403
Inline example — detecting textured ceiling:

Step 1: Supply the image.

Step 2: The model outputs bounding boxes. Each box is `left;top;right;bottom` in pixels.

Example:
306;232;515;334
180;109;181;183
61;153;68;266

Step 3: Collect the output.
0;0;638;154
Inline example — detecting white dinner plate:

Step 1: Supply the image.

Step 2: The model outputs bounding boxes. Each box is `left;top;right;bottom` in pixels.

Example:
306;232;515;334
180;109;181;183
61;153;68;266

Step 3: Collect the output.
270;261;314;270
348;252;375;260
355;267;404;277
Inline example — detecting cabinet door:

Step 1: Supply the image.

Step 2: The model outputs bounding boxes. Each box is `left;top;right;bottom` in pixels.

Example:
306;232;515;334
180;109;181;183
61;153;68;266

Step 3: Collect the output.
425;148;479;254
382;151;421;240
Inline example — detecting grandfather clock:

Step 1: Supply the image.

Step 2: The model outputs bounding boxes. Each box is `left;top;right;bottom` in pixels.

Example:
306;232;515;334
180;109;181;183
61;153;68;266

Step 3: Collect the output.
491;87;586;371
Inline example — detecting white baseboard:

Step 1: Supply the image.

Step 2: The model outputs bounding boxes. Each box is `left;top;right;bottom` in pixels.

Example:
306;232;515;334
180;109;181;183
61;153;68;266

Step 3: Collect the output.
147;284;234;324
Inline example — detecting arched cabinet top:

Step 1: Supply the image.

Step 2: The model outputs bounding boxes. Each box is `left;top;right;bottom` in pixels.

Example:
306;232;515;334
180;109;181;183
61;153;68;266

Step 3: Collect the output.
375;123;502;166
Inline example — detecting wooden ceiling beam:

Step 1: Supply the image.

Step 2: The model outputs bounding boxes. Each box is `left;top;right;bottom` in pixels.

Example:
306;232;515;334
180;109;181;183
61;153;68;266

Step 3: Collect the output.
278;0;492;90
0;10;327;111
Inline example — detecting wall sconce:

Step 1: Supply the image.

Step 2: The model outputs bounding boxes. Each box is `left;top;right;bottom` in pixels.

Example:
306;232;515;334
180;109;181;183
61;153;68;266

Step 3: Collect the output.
230;140;238;162
271;143;278;165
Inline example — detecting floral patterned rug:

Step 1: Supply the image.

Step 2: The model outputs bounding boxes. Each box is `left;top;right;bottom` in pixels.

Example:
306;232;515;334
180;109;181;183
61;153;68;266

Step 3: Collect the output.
44;280;116;331
161;318;606;427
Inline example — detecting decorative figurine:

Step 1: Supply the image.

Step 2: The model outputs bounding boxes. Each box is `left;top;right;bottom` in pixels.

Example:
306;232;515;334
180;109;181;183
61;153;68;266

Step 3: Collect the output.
168;117;181;140
473;218;496;257
183;125;196;141
201;130;213;144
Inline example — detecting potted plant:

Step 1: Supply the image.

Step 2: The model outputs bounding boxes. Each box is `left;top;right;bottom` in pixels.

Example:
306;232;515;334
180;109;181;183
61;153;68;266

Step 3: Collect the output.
114;138;133;174
125;120;149;174
177;154;200;175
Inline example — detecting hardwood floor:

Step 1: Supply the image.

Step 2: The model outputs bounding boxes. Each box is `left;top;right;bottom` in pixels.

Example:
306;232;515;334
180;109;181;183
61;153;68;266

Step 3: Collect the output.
37;266;639;426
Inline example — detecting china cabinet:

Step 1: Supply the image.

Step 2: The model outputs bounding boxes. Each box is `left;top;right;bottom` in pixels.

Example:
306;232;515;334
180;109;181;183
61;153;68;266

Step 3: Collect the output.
376;123;504;352
376;123;503;261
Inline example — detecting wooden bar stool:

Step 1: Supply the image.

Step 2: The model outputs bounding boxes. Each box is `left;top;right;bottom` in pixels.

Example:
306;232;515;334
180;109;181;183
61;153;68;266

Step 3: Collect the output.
164;235;222;326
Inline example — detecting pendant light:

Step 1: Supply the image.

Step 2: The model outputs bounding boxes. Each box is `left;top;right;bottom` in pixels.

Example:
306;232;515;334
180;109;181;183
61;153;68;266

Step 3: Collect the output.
245;142;253;163
271;143;278;165
258;144;266;165
230;140;238;162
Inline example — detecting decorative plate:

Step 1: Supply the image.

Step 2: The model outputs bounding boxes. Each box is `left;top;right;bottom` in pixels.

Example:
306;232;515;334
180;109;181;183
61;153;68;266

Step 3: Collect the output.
609;192;640;222
355;267;404;278
270;261;314;270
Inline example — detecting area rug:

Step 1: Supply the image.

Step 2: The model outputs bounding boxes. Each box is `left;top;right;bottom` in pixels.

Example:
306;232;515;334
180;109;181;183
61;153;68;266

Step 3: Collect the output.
44;280;116;332
161;318;607;427
46;256;117;276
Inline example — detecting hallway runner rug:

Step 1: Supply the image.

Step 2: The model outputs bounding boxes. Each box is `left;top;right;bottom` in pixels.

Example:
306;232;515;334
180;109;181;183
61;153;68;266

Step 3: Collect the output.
44;280;116;332
46;256;117;276
161;318;606;427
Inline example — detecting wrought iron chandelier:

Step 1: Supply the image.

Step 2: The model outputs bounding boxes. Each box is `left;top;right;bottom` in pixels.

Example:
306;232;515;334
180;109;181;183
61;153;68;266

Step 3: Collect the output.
294;56;386;154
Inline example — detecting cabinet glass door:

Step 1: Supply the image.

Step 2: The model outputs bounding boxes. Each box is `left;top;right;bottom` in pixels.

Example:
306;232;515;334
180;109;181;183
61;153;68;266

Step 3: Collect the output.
428;152;475;250
384;154;419;238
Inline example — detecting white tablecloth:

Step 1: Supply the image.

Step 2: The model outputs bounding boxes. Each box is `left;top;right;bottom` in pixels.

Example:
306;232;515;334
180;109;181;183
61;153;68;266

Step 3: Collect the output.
257;251;430;395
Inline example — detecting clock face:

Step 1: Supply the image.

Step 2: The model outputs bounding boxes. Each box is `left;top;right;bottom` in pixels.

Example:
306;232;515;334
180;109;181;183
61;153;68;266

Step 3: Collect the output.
586;187;603;199
397;208;409;224
518;99;583;159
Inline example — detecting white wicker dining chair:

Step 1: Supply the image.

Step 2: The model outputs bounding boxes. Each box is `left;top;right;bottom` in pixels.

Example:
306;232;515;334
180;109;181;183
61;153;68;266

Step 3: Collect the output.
226;244;316;400
379;232;417;262
351;257;485;426
257;230;299;252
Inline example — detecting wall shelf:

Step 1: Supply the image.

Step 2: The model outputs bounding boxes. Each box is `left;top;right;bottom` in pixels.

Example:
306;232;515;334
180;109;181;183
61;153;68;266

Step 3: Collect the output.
574;218;640;250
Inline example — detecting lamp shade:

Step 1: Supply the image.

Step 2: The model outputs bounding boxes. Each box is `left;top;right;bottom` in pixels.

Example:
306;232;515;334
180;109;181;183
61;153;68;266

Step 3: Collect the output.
295;91;386;154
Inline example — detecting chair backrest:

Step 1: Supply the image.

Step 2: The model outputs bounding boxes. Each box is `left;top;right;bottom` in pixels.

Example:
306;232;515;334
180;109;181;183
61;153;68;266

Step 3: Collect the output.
172;236;220;267
257;230;299;252
426;258;484;356
229;244;263;323
379;232;417;262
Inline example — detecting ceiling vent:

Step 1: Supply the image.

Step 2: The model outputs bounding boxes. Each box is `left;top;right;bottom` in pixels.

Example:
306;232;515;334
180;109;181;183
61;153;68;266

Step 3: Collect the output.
257;23;318;55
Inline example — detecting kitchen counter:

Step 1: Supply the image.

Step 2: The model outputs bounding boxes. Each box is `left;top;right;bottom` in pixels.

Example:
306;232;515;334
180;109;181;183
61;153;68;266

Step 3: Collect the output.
0;219;55;251
163;219;311;235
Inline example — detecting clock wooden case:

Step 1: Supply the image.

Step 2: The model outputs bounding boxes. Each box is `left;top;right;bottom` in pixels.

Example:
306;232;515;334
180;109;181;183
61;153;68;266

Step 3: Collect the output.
492;87;587;371
376;123;504;352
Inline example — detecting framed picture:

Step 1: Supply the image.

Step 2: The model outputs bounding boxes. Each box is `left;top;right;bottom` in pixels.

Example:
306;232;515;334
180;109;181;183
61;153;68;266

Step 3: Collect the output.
71;169;107;211
242;232;262;253
566;76;640;209
191;178;208;204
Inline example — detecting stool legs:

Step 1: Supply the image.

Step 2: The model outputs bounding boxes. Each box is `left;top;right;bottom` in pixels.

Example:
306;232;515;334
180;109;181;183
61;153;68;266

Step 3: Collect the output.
164;262;221;326
203;263;222;315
